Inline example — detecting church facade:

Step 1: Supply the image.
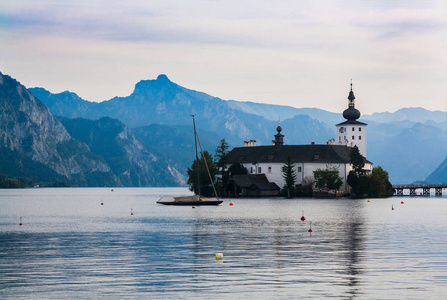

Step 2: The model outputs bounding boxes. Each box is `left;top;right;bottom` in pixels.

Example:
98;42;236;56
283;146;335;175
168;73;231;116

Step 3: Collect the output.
224;84;372;195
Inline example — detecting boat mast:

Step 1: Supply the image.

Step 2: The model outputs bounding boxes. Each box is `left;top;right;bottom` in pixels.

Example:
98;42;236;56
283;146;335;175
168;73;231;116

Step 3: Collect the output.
191;115;200;196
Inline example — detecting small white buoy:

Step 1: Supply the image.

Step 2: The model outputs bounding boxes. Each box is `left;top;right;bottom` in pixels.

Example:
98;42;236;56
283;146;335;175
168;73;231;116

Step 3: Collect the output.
215;253;224;260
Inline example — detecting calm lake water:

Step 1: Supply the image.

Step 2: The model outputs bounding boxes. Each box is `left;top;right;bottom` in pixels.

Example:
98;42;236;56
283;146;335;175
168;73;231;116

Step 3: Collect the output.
0;187;446;299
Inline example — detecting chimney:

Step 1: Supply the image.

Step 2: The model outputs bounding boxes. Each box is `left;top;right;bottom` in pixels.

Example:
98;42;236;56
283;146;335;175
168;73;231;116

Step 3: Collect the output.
244;140;257;147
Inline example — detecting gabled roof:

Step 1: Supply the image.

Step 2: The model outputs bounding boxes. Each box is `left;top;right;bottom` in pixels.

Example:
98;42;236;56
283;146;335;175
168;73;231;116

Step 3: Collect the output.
227;144;371;164
230;174;280;191
336;120;368;126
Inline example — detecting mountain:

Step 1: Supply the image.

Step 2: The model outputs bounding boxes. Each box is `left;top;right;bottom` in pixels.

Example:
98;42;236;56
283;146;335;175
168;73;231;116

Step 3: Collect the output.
227;100;342;127
279;115;334;145
363;107;446;124
368;122;447;184
133;124;222;180
29;74;446;185
31;75;274;146
58;117;182;186
0;72;116;186
424;157;447;184
30;87;99;119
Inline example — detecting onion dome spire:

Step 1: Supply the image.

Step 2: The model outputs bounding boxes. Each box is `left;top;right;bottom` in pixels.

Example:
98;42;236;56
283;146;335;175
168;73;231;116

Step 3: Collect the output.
342;80;361;121
274;121;284;146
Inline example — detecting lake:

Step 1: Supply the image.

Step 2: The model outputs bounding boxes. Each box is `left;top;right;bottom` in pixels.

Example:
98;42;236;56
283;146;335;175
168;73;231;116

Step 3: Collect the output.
0;187;446;299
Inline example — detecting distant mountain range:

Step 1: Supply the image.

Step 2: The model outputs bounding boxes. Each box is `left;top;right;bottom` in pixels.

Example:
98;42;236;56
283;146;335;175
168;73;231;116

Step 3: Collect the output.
1;71;445;186
424;156;447;184
0;72;181;186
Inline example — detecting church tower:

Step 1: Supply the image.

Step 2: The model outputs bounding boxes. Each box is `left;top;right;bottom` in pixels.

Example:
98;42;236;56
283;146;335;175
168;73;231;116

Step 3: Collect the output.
336;82;367;157
273;122;284;146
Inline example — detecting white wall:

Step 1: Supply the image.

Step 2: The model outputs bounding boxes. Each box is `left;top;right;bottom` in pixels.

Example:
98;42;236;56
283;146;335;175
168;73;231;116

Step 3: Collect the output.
336;124;367;157
242;162;352;191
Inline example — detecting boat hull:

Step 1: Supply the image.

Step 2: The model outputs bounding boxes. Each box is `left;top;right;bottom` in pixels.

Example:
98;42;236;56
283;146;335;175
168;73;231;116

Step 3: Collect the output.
157;195;223;206
157;200;223;206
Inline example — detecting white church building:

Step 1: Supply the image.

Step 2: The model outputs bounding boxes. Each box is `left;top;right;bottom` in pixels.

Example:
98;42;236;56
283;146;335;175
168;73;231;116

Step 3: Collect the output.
224;84;372;196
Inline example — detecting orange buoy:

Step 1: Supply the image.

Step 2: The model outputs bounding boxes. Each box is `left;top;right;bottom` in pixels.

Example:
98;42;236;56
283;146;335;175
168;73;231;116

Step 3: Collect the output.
401;201;404;204
230;202;233;206
131;208;134;216
192;206;195;209
19;217;23;226
308;221;313;233
392;204;394;210
301;210;306;221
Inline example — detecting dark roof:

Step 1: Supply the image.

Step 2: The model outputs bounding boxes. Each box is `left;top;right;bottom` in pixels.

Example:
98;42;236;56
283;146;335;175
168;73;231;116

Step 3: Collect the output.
230;174;280;190
336;120;367;126
227;144;371;164
343;106;361;121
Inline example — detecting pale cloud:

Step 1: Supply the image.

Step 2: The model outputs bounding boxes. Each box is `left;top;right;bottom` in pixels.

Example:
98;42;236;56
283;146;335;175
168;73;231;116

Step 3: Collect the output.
0;0;446;114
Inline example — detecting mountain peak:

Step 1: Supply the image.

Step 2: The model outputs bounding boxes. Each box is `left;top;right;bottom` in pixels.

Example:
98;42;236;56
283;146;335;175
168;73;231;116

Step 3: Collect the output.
133;74;178;96
156;74;170;82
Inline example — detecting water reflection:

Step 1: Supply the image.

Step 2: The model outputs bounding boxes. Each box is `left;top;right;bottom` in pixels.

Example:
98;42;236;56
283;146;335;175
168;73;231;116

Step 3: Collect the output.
0;190;446;299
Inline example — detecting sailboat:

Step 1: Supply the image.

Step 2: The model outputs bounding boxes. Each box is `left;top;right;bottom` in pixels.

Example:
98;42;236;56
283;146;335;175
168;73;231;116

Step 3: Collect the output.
157;115;223;206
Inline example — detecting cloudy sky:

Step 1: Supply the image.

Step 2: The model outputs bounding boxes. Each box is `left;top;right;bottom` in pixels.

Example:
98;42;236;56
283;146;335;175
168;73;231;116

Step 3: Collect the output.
1;0;446;114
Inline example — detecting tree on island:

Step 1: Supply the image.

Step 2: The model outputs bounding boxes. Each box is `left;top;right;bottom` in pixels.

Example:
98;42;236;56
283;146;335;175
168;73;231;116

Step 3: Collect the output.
370;166;394;197
347;146;393;198
228;163;248;176
214;138;230;196
281;156;297;198
186;150;217;197
350;145;365;173
313;165;343;191
347;146;370;197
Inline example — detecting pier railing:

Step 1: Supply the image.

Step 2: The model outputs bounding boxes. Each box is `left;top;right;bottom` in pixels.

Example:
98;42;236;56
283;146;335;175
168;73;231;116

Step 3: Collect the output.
392;184;447;196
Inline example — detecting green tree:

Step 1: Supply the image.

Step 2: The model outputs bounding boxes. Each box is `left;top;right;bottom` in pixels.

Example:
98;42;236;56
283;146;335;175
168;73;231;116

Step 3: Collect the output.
347;171;372;197
313;165;343;190
214;139;230;196
371;166;394;197
228;163;248;176
281;156;297;198
347;146;370;197
350;145;365;173
187;150;217;197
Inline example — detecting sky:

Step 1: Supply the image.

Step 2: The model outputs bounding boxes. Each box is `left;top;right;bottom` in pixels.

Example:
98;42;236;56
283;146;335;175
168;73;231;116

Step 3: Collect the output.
0;0;446;114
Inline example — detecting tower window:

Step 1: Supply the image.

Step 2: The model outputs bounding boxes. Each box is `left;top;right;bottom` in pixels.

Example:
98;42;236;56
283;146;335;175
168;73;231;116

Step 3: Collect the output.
352;136;355;140
298;166;302;173
268;166;272;173
352;127;355;131
359;136;362;140
258;167;261;173
339;136;341;141
359;128;362;132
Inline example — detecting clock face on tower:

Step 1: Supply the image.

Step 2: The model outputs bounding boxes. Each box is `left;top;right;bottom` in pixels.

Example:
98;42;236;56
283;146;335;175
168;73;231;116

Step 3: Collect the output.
339;127;345;133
